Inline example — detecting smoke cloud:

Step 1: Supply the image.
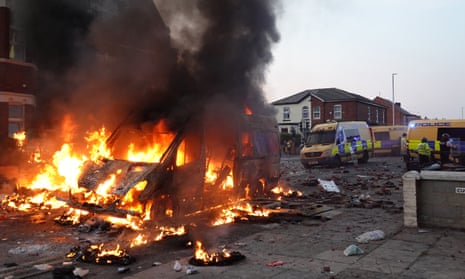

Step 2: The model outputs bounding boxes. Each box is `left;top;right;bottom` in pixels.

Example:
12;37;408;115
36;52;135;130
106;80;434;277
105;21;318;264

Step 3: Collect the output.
16;0;280;138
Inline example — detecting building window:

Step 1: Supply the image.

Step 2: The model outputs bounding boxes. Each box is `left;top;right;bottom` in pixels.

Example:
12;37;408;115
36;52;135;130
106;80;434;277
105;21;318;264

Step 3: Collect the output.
312;106;320;119
375;109;379;123
281;128;288;133
302;106;309;119
8;104;24;137
283;107;290;121
333;104;342;119
367;107;371;121
382;110;385;124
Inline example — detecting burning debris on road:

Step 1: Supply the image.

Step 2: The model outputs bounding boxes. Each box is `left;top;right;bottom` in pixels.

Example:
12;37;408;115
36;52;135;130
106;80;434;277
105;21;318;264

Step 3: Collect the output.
188;241;245;266
66;242;135;266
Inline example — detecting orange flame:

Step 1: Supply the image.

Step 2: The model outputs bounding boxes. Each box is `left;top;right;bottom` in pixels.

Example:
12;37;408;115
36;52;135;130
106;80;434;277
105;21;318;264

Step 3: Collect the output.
271;186;303;197
244;105;253;115
212;202;270;226
13;131;26;148
194;241;232;263
2;115;250;240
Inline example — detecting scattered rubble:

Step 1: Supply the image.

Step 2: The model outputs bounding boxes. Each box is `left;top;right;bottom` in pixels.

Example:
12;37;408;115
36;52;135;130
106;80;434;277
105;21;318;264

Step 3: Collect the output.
355;230;386;243
343;244;364;256
0;156;407;278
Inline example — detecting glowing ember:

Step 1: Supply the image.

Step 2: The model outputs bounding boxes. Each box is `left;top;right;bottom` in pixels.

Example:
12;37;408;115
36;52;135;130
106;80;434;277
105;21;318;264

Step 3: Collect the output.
271;186;303;198
2;192;67;212
55;208;90;225
130;234;148;248
189;241;245;266
128;225;186;247
212;202;270;226
154;225;186;240
67;243;134;265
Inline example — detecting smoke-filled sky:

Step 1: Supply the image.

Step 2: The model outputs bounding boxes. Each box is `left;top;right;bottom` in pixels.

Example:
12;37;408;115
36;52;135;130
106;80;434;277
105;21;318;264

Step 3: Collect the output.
15;0;280;135
265;0;465;119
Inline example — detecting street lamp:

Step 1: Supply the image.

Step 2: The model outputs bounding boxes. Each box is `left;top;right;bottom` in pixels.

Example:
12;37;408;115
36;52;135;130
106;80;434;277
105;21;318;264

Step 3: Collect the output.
392;73;397;125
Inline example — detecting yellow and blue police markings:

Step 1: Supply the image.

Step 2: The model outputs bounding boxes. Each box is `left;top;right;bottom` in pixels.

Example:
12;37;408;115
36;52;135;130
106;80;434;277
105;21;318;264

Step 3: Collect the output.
377;139;397;149
333;139;369;160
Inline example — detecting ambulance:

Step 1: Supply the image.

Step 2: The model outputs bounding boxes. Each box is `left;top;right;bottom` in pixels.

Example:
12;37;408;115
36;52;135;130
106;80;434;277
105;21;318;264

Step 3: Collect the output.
406;119;465;168
300;121;374;168
371;125;408;156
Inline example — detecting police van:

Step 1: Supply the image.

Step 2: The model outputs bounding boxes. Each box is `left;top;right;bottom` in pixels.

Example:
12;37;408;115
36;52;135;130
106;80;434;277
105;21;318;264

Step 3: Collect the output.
300;121;373;168
406;119;465;168
371;125;408;156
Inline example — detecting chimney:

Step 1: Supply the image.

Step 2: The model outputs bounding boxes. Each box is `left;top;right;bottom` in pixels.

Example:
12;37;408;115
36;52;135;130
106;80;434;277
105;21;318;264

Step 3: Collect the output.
0;6;10;58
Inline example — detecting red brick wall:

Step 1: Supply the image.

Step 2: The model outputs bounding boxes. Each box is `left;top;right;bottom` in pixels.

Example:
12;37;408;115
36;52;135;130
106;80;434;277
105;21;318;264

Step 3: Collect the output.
311;99;386;128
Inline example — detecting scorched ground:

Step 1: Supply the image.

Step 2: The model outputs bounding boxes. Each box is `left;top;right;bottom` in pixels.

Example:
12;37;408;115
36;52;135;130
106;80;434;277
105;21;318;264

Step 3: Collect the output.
0;155;406;278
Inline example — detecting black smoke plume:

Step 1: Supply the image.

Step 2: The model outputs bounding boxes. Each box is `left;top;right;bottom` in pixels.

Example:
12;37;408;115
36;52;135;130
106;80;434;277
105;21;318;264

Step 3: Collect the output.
15;0;280;137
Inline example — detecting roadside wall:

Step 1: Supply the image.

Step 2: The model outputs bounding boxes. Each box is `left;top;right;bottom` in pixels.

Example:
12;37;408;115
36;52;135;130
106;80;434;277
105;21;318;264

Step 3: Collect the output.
403;170;465;229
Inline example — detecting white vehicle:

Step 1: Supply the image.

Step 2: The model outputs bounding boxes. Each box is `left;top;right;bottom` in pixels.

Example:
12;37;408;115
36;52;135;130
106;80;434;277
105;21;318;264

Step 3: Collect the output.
300;121;374;168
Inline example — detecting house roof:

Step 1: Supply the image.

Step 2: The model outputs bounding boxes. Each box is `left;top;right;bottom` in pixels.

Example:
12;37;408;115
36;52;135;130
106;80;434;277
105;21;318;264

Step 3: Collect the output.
272;88;383;107
271;90;312;105
374;96;418;116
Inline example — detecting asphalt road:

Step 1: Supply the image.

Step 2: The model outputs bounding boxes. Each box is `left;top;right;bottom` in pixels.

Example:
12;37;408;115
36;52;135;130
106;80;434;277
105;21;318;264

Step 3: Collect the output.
0;155;410;278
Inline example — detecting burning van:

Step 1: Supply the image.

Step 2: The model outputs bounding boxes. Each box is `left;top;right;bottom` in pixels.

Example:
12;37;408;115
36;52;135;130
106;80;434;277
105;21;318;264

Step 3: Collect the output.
62;112;280;223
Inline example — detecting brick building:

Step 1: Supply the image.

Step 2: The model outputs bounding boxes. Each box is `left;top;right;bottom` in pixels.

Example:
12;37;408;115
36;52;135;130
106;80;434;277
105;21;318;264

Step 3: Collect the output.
0;6;36;142
272;88;387;137
373;96;421;125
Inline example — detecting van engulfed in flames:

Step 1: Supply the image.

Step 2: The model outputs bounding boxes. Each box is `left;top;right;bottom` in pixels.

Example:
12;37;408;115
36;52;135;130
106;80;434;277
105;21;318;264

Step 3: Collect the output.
4;109;280;234
72;113;279;224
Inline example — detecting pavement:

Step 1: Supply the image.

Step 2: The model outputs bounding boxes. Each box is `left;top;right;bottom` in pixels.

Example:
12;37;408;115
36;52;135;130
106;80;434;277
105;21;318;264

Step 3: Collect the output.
122;211;465;279
121;156;465;279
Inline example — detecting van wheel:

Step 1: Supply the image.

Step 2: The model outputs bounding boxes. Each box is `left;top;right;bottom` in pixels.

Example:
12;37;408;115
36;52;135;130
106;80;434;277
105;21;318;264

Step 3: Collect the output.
358;151;369;164
302;163;311;169
330;155;341;168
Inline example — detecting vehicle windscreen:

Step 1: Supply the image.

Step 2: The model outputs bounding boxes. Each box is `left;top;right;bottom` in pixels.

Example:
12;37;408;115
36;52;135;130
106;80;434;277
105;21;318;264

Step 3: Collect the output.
306;130;335;145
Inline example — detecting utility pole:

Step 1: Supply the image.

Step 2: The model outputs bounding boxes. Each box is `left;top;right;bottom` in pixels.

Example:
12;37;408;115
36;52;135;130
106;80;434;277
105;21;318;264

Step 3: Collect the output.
392;73;397;125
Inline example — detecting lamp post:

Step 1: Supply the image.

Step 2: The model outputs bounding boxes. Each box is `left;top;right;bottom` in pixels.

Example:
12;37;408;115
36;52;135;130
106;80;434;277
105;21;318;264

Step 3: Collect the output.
392;73;397;125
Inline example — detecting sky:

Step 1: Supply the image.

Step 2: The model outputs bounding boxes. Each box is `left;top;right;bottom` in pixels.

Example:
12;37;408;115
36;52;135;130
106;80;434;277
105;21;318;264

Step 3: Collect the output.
264;0;465;119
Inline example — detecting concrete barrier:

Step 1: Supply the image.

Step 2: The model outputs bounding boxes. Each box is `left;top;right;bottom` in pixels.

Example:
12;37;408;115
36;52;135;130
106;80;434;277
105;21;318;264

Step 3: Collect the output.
402;170;465;229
